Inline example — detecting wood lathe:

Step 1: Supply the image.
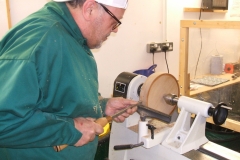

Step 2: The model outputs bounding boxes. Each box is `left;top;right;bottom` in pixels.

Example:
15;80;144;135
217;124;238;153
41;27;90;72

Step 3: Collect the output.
109;72;240;160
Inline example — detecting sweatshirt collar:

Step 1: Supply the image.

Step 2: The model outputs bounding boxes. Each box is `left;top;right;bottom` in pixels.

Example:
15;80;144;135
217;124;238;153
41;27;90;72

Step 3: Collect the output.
47;2;88;46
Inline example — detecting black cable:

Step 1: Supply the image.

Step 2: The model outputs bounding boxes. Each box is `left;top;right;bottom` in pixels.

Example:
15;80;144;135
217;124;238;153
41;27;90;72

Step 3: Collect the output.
194;29;202;79
161;45;170;73
199;8;202;20
152;52;155;64
199;0;203;20
151;51;156;72
164;50;169;73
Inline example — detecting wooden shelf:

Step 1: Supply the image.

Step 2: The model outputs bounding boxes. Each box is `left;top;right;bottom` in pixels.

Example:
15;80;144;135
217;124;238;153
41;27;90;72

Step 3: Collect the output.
184;8;227;13
190;74;240;96
5;0;11;29
179;20;240;96
179;20;240;133
189;74;240;132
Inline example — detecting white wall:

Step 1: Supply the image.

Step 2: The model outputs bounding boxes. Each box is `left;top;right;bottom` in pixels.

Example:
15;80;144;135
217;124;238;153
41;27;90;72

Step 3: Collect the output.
0;0;9;37
9;0;50;25
93;0;165;97
1;0;240;97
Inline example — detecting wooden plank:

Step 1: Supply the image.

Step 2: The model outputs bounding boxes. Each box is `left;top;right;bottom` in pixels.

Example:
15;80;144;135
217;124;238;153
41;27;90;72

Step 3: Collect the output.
181;20;240;29
184;8;201;12
190;74;240;96
211;10;228;13
207;117;240;133
184;8;227;13
179;26;190;96
5;0;11;29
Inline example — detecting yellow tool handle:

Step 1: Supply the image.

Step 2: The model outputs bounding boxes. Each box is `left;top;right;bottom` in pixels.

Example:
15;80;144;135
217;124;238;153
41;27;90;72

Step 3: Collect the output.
95;116;112;127
53;116;112;152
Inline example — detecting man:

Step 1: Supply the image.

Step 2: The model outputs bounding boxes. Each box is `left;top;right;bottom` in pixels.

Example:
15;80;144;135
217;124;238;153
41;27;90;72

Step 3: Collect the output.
0;0;137;159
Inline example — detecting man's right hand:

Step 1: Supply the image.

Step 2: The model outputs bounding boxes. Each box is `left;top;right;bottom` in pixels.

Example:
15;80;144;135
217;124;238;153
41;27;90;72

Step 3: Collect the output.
74;117;104;147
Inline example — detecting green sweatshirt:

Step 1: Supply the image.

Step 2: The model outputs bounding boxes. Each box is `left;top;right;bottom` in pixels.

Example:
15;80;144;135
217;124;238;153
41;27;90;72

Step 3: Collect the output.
0;2;108;160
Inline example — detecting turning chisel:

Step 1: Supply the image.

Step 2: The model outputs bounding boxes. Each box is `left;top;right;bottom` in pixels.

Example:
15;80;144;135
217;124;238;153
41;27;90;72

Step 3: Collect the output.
54;101;141;152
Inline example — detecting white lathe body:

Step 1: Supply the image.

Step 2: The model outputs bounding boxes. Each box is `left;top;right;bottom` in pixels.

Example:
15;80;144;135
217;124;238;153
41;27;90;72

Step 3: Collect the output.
109;72;240;160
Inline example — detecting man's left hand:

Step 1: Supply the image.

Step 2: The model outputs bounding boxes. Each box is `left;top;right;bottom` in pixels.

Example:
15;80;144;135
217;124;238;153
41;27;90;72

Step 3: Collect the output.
105;97;138;123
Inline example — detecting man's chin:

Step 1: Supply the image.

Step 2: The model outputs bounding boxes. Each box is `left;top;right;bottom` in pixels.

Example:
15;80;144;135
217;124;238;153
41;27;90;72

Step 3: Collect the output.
94;41;103;49
87;40;103;49
94;44;102;49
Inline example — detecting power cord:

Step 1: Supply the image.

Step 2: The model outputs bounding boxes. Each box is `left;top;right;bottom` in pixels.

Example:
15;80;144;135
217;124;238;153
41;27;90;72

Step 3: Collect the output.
161;45;170;73
150;47;157;72
199;0;203;20
194;29;202;79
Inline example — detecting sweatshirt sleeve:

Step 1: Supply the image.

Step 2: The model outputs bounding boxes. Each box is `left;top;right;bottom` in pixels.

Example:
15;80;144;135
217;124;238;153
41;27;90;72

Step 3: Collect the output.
0;23;84;148
98;93;109;116
0;60;82;148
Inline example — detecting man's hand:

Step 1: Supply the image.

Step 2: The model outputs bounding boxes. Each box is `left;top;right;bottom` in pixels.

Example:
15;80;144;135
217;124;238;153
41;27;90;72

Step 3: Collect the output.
105;97;138;123
74;117;104;147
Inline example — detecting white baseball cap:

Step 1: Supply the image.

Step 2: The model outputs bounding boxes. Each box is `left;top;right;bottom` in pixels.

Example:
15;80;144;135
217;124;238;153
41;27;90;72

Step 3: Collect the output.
53;0;128;9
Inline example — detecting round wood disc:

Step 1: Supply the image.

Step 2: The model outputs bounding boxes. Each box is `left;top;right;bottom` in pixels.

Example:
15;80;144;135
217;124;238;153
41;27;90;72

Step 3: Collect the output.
140;72;179;115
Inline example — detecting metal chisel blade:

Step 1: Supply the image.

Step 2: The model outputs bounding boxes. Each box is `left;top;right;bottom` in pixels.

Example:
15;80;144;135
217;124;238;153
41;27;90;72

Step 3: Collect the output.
111;101;142;119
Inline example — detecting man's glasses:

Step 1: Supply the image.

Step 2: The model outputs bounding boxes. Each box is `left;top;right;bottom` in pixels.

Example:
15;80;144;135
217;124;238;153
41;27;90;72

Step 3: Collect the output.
96;2;122;30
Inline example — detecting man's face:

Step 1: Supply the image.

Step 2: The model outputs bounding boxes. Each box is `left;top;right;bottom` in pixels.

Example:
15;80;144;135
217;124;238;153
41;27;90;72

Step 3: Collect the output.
88;4;125;49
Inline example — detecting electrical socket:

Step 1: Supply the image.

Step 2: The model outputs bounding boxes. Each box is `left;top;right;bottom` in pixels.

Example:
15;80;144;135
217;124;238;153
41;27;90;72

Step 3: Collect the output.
146;42;173;53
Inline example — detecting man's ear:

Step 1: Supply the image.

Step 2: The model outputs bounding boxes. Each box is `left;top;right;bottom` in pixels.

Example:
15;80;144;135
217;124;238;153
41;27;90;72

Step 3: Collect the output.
82;0;98;21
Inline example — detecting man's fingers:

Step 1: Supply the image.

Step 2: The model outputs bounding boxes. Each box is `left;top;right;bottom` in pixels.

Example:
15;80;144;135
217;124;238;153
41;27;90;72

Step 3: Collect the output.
95;125;104;135
112;106;138;123
113;115;125;123
74;117;104;147
86;117;96;121
126;106;137;114
116;106;137;117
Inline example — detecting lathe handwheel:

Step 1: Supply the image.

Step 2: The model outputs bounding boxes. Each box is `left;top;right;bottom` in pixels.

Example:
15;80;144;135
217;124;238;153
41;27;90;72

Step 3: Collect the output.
212;102;228;125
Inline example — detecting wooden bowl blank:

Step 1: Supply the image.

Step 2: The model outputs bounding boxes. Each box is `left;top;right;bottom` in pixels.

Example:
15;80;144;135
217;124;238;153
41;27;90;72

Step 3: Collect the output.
140;72;179;115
